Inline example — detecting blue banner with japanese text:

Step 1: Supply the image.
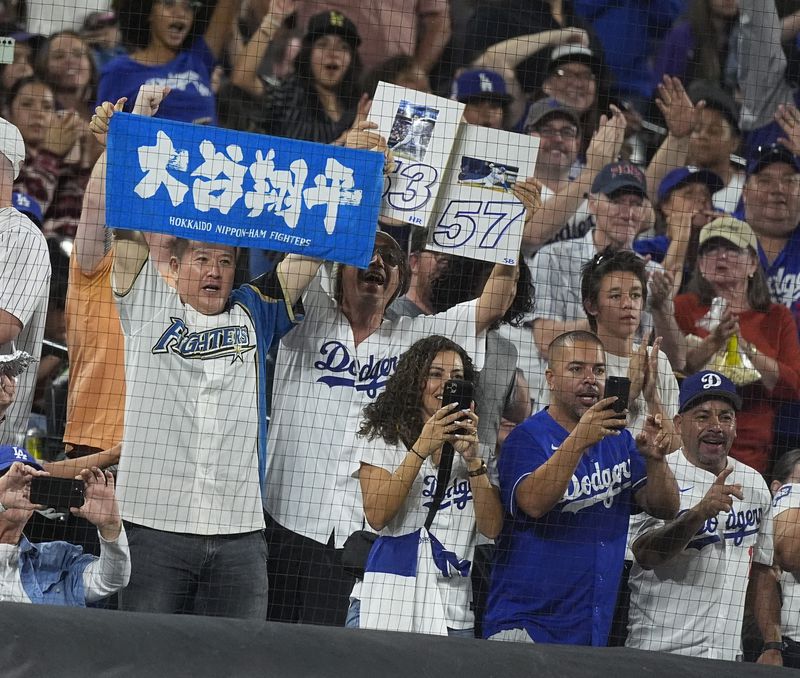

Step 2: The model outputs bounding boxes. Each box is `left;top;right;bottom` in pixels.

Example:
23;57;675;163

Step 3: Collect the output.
105;113;385;267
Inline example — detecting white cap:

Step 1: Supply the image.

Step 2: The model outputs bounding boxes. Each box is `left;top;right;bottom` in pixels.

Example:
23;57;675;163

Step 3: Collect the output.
0;118;25;180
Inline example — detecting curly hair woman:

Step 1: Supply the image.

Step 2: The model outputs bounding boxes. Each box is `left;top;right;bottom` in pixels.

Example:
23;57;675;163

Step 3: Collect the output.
345;335;503;637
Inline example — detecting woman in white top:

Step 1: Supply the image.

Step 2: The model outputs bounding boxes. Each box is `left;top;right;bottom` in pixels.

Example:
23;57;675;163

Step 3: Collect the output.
346;335;502;637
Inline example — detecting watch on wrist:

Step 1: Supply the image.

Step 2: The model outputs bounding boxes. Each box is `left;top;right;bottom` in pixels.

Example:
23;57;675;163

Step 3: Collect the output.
468;461;488;478
762;641;787;653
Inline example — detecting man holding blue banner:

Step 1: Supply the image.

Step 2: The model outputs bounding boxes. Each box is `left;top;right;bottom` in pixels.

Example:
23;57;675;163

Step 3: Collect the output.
93;85;326;619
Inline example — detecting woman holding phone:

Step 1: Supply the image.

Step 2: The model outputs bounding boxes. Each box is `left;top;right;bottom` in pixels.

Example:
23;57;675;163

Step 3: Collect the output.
345;335;503;637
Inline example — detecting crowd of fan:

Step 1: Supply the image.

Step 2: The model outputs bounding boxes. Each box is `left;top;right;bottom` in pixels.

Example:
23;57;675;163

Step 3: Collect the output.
0;0;800;667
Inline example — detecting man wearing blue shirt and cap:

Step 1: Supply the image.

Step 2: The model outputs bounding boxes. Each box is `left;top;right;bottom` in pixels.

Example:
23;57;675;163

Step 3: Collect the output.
626;370;782;665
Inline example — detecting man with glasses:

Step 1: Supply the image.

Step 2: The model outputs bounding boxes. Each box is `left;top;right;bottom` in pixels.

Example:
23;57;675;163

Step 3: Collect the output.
264;230;519;627
742;143;800;457
531;162;666;362
626;370;781;665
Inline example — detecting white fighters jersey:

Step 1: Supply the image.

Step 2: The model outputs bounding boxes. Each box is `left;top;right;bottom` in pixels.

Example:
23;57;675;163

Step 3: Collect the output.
115;258;291;535
265;272;486;548
627;451;773;660
771;483;800;640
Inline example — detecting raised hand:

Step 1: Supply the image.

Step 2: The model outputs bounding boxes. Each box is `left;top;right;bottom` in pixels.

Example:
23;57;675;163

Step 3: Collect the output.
0;462;47;511
88;97;127;147
71;467;122;540
512;176;543;217
635;412;672;460
417;402;476;459
132;84;171;117
775;103;800;156
586;104;627;167
694;466;743;520
41;109;84;157
655;75;702;139
572;396;626;448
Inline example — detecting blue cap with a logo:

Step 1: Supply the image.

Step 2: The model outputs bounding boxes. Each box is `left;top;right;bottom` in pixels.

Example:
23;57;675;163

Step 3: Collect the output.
451;69;511;105
0;445;42;472
12;192;43;227
678;370;742;413
746;143;800;176
591;161;647;197
657;166;725;203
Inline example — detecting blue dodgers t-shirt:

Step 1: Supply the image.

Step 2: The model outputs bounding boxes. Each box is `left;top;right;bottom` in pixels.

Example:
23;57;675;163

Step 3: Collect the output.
483;408;647;646
98;39;217;125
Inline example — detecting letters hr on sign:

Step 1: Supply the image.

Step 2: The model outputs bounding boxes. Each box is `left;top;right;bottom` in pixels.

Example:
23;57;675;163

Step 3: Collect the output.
106;113;384;267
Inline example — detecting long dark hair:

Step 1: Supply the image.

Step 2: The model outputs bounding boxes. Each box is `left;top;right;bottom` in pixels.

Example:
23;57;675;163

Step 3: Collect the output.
293;34;362;112
34;31;97;104
685;0;737;87
773;449;800;486
116;0;214;51
359;336;475;449
687;245;772;312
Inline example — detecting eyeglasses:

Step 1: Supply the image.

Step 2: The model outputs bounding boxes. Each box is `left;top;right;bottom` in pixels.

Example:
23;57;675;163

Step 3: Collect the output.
536;124;579;140
373;245;404;268
700;244;748;258
156;0;203;11
552;68;596;84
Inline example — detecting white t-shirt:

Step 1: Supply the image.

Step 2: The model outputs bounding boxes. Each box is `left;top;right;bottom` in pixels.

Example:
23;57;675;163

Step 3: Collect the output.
627;451;773;660
0;207;50;446
115;258;282;535
604;346;680;440
713;171;745;214
770;483;800;640
265;272;486;547
350;435;499;629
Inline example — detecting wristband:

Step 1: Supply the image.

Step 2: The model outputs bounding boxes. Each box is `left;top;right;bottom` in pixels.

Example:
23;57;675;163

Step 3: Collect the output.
762;641;787;653
410;448;426;461
468;461;488;478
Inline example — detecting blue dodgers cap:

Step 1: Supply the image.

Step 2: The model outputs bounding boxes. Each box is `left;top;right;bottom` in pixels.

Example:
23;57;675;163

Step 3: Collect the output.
591;161;647;197
746;143;800;176
451;68;511;105
0;445;42;472
12;191;42;227
678;370;742;413
657;166;725;203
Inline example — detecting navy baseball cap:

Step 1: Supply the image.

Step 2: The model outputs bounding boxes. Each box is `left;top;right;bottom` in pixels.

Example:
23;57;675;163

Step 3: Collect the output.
451;69;511;105
686;80;740;135
678;370;742;413
304;11;360;49
0;445;42;472
12;191;42;227
657;166;725;203
746;143;800;176
591;161;647;197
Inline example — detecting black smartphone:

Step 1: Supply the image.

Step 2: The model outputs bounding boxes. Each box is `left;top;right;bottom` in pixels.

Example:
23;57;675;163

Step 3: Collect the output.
442;378;474;433
604;376;631;416
29;477;85;510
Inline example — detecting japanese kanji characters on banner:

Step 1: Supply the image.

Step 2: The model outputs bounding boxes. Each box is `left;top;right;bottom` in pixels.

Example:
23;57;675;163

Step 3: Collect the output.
105;113;385;267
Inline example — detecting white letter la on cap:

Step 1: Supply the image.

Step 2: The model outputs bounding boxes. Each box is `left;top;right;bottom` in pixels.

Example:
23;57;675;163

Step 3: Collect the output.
701;373;722;390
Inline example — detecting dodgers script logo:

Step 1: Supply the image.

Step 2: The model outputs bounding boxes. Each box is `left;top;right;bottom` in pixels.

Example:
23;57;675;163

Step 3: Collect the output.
701;372;722;389
561;460;632;513
422;475;473;511
688;505;763;550
313;341;398;398
152;317;255;362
